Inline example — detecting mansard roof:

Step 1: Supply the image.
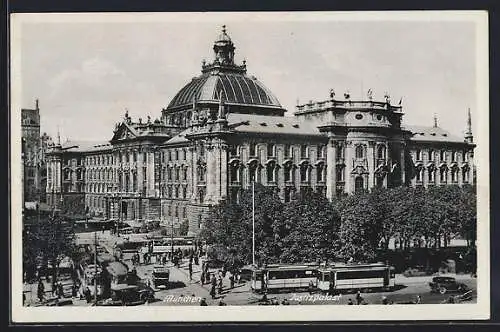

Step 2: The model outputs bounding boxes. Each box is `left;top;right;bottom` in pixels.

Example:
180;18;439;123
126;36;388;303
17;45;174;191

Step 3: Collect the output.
227;113;321;137
406;125;468;144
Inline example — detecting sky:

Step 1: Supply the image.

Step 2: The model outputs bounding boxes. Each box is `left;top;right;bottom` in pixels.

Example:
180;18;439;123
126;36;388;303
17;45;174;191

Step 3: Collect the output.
15;13;481;142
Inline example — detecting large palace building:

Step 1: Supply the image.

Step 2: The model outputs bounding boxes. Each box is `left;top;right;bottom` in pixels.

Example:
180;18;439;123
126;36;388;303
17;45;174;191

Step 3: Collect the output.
43;26;475;236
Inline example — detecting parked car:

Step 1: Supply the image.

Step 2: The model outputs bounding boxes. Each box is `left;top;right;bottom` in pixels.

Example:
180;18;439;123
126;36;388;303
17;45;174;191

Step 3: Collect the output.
98;284;155;306
429;276;469;294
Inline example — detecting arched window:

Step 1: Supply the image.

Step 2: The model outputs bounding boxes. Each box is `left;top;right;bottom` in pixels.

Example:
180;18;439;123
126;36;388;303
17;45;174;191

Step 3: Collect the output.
355;176;364;193
377;145;386;159
316;164;325;182
428;149;434;161
440;168;447;183
451;151;457;162
300;164;309;182
199;190;204;204
249;166;257;182
428;168;435;182
175;149;179;160
182;186;187;199
416;149;422;161
462;168;469;183
267;163;276;182
451;168;458;182
355;145;364;159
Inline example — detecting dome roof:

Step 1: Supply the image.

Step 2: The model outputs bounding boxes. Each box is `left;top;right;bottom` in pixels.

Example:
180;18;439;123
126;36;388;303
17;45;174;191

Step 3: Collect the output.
167;72;282;110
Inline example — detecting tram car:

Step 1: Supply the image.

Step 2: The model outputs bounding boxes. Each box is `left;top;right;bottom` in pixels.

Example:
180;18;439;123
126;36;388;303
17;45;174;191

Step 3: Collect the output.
250;264;319;293
317;262;395;293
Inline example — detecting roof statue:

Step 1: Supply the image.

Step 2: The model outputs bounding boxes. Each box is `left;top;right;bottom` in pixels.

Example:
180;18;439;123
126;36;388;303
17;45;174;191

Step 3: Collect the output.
433;113;438;128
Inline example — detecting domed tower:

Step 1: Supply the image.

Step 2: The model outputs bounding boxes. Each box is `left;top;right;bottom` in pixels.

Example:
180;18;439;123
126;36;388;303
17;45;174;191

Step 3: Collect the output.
162;25;286;128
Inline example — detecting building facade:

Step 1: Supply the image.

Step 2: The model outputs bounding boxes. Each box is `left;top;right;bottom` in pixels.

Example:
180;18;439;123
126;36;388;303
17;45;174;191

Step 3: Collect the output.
22;99;51;203
44;26;476;236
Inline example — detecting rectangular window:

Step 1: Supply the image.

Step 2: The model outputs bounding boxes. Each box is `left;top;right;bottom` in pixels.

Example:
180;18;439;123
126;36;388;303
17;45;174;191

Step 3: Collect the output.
317;145;325;159
284;144;291;158
336;168;344;182
416;149;421;161
267;144;275;158
249;143;257;157
301;145;308;159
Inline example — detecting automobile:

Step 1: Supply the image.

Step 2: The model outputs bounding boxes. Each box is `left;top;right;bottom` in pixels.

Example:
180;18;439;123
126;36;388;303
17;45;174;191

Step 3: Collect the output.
429;276;469;294
98;284;155;306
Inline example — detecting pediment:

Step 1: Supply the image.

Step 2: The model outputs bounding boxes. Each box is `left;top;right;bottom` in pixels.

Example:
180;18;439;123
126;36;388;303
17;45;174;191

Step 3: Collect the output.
111;123;138;142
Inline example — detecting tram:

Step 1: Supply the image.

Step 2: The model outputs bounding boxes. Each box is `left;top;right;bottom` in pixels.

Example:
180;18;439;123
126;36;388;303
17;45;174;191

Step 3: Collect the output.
250;264;319;293
317;262;395;293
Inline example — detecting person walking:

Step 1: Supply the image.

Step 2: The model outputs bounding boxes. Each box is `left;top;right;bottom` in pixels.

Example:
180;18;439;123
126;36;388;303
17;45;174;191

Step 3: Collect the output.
217;274;223;295
57;281;64;299
356;291;363;305
210;274;217;299
229;273;235;289
37;279;45;303
188;261;193;281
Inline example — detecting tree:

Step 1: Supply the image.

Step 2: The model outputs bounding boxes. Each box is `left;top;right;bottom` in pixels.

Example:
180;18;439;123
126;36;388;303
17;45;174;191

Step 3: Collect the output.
338;192;381;262
24;212;77;287
279;191;341;264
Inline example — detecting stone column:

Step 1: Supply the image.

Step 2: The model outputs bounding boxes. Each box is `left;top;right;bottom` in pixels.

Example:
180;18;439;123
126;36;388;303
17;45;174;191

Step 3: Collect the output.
367;141;375;190
400;142;406;185
219;141;228;201
326;138;337;201
344;141;353;194
147;149;155;196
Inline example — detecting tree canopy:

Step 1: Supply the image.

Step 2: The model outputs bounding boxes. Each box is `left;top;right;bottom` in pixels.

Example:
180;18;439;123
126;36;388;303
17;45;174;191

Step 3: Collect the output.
198;184;477;267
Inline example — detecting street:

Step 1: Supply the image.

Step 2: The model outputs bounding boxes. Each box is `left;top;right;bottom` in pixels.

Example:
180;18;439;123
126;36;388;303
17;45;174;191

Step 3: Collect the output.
23;231;477;307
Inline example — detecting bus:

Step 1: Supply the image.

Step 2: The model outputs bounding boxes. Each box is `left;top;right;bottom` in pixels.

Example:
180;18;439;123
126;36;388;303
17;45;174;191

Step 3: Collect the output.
317;263;395;293
251;264;319;293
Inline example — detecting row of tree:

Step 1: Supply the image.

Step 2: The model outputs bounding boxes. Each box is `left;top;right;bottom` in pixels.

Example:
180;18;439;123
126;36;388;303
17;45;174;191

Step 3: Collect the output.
200;184;476;269
23;210;79;283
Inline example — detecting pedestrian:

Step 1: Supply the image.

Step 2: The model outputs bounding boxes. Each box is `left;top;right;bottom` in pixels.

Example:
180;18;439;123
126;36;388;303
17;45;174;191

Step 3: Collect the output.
72;283;78;298
210;284;216;299
415;295;421;304
217;275;223;295
37;279;45;303
347;298;354;305
200;297;208;306
356;291;363;305
229;274;235;289
84;287;92;303
308;280;314;294
57;282;64;299
188;262;193;281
